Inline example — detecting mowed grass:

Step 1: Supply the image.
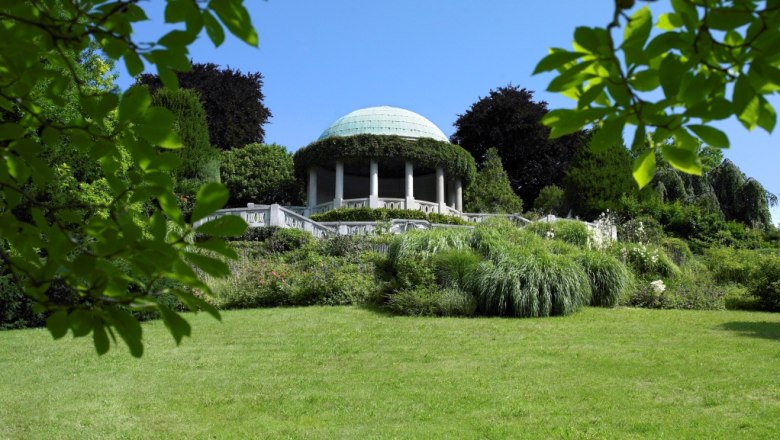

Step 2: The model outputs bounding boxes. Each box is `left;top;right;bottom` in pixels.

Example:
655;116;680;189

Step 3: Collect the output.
2;307;780;439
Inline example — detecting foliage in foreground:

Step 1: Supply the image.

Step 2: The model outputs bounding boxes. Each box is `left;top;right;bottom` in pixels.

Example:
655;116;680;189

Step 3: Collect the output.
0;0;259;356
535;1;780;187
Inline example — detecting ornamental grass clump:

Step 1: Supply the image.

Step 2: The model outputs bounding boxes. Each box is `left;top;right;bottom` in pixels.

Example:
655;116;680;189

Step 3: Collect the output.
526;219;592;248
388;228;472;264
575;251;633;307
471;249;591;317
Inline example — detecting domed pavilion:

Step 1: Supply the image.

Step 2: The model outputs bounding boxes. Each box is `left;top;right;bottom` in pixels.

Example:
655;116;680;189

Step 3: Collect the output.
293;106;476;217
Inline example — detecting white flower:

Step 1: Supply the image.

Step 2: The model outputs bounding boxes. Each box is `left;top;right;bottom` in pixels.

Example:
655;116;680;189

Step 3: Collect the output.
545;230;555;240
650;279;666;294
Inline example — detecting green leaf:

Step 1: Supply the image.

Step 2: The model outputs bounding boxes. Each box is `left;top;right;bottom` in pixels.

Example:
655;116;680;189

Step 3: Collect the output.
0;122;26;140
196;214;248;237
68;309;93;337
622;6;652;62
590;116;625;153
574;27;600;53
158;305;191;345
757;95;777;133
106;308;143;358
630;69;659;92
661;145;702;175
157;66;180;90
632;149;656;189
158;30;197;48
657;13;683;30
686;124;730;148
209;0;258;47
191;182;229;223
659;55;685;99
203;11;225;47
707;8;754;31
542;107;608;138
92;317;110;355
185;252;231;278
686;98;733;120
46;311;69;340
118;86;151;124
136;107;182;148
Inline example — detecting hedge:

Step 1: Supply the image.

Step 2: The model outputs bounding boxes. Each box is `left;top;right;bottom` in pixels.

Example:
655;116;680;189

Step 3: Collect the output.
310;208;468;225
293;134;477;186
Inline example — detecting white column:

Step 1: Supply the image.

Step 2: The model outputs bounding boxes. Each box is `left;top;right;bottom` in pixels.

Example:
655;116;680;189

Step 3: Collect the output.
334;161;344;209
436;167;445;214
455;178;463;212
307;168;317;214
369;159;379;208
404;161;416;211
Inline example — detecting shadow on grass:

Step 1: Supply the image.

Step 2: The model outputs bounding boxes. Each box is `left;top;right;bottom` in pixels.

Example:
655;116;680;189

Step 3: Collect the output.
719;321;780;341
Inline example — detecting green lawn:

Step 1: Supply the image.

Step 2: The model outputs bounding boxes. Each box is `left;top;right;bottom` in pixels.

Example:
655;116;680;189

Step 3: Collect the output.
2;307;780;439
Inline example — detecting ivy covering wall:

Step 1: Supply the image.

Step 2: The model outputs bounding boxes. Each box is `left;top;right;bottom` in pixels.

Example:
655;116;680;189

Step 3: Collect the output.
293;134;477;186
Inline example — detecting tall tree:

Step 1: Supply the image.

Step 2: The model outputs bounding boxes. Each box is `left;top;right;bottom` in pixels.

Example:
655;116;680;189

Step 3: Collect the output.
463;148;523;213
451;85;587;207
563;139;637;219
138;63;271;150
709;159;774;227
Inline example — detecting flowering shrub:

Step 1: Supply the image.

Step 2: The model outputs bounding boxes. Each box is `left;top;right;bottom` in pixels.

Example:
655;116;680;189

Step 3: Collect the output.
611;242;680;280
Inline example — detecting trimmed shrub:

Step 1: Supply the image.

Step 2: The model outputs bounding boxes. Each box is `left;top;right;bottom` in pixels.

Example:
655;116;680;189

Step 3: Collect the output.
310;208;468;225
221;143;303;207
575;251;633;307
533;185;565;215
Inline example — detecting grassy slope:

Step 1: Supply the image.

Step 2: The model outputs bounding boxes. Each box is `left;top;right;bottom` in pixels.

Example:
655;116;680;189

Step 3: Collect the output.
1;307;780;439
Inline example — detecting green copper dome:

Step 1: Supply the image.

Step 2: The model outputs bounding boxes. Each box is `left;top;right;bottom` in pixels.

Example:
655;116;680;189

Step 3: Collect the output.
318;106;449;142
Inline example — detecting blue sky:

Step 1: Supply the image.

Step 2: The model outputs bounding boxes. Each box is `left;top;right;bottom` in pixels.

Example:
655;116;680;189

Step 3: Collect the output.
116;0;780;221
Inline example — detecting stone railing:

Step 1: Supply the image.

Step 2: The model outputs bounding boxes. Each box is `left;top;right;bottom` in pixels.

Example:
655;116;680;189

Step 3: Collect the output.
416;200;438;214
312;201;334;214
343;198;368;209
378;198;405;210
194;204;334;238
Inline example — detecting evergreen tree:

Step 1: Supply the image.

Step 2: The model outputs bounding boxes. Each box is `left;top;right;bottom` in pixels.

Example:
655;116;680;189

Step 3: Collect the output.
563;141;637;220
463;148;523;213
152;88;220;183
